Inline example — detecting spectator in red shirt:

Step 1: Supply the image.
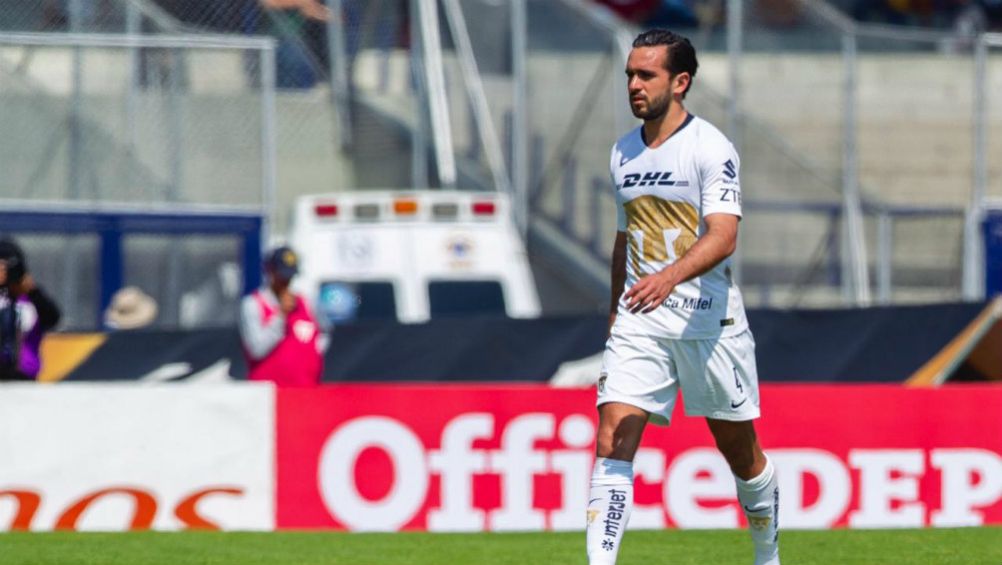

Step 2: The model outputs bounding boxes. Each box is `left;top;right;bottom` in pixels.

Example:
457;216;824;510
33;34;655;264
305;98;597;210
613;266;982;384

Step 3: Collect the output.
239;246;323;386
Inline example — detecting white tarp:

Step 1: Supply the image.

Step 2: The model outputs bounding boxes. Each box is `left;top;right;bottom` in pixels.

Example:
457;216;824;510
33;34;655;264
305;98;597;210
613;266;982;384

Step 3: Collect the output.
0;383;274;531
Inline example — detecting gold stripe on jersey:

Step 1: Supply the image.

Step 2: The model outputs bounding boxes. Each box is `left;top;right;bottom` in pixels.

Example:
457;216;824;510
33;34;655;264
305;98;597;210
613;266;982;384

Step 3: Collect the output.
623;195;698;272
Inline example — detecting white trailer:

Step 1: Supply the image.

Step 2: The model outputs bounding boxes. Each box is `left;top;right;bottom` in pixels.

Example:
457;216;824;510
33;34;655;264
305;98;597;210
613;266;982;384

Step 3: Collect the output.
289;191;541;324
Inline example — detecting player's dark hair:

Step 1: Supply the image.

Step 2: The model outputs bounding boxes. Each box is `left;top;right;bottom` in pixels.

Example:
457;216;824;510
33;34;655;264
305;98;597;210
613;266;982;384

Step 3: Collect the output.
632;29;698;97
0;238;26;284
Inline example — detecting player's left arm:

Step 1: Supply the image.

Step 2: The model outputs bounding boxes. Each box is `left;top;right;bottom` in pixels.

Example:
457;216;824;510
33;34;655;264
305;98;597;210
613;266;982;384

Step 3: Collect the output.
623;213;737;313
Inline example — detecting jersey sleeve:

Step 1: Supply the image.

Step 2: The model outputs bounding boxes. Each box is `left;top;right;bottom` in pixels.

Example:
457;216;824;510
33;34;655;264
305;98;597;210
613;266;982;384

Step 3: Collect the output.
699;135;743;219
610;144;627;231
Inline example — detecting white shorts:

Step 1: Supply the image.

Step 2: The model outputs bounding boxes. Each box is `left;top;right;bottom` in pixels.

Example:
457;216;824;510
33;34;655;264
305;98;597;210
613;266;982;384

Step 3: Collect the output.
597;328;760;425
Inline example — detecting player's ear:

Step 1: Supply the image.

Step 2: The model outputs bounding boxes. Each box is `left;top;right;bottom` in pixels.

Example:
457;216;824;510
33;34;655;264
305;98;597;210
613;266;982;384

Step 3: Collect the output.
672;72;691;97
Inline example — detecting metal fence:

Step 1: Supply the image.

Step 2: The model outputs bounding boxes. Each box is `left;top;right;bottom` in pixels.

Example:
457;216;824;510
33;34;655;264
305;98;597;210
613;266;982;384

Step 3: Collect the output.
0;32;274;210
0;26;273;329
514;1;869;308
521;0;1002;308
0;207;261;330
732;0;1002;305
975;32;1002;289
329;0;525;226
0;0;353;233
1;0;1000;323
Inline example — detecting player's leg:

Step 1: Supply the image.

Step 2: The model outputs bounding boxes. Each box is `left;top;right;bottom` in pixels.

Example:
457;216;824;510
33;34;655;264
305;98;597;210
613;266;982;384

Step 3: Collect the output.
706;417;779;565
596;401;648;460
705;417;766;479
671;330;779;565
588;331;677;565
588;402;647;565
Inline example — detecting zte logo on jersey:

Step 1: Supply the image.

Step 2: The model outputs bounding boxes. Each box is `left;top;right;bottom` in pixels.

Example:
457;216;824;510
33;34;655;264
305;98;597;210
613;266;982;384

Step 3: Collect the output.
720;188;741;204
621;171;690;189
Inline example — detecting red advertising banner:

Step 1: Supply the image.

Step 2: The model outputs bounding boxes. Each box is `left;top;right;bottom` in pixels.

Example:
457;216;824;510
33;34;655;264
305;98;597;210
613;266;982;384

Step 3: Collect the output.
276;385;1002;531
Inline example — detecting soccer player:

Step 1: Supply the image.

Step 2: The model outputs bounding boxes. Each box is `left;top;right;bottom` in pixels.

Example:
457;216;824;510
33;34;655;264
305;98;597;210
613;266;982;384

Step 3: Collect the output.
585;30;780;565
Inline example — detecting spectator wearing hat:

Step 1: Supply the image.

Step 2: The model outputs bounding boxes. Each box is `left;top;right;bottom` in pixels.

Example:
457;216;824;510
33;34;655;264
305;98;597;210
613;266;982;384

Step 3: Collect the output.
104;286;159;330
0;238;61;381
238;246;322;386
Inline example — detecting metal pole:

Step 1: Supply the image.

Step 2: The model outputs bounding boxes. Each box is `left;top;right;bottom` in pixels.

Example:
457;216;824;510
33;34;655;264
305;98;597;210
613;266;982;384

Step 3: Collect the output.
416;0;456;188
123;5;141;326
164;47;184;327
0;32;275;49
726;0;742;150
441;0;512;196
65;0;85;326
126;0;140;166
841;32;871;306
68;0;84;202
876;211;892;304
963;35;987;300
612;42;630;140
726;0;743;287
512;0;529;236
409;0;429;190
612;30;635;138
166;50;182;202
261;42;279;245
326;0;353;150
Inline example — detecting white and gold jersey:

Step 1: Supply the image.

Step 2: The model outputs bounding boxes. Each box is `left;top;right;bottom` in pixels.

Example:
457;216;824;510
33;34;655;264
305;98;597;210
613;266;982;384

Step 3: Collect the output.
611;114;748;339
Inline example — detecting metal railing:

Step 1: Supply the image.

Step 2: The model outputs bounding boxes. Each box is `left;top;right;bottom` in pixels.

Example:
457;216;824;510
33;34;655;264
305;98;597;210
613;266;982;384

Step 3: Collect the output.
728;0;1001;305
970;32;1002;299
0;31;275;214
1;0;998;315
523;0;999;308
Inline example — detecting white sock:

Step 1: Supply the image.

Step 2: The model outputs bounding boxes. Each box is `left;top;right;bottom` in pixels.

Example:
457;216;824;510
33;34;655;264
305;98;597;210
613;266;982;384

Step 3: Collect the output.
735;456;780;565
586;457;633;565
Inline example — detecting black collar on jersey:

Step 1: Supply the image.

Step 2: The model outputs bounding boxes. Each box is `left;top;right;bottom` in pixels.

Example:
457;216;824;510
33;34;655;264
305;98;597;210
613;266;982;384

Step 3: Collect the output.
640;112;694;148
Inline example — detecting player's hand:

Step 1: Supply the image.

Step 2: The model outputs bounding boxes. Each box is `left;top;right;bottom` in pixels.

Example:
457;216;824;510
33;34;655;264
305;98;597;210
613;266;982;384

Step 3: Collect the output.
297;0;331;21
624;270;678;314
260;0;330;21
279;291;296;315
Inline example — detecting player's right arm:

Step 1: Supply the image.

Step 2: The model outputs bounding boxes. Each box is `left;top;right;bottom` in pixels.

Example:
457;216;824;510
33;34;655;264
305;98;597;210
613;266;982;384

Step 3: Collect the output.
239;294;286;360
608;141;629;336
608;231;627;335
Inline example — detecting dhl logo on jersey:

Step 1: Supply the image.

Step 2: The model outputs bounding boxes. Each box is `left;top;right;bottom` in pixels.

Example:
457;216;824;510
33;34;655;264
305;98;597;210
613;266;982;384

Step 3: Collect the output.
620;171;690;190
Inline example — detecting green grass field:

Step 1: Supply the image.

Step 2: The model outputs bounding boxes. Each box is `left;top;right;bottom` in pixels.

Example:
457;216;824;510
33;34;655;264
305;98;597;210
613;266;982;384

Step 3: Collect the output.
1;528;1000;565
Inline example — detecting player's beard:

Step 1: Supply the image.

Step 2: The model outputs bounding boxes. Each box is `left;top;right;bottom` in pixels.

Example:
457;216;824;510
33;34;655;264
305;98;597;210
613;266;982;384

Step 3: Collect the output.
631;91;670;121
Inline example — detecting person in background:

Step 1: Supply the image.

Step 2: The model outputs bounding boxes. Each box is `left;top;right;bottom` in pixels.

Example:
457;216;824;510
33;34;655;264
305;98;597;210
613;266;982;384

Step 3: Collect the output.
256;0;331;89
0;239;61;381
239;245;323;386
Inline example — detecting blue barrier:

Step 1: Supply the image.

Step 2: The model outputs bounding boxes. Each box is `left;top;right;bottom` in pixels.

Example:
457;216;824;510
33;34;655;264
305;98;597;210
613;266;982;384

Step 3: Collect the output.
986;210;1002;298
0;209;262;327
